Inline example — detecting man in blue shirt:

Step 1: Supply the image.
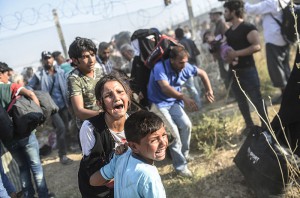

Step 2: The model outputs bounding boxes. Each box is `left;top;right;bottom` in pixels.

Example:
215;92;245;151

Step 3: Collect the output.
147;46;214;177
96;42;113;75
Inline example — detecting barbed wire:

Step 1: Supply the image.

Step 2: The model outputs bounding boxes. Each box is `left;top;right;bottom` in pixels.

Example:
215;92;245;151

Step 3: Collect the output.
0;0;179;32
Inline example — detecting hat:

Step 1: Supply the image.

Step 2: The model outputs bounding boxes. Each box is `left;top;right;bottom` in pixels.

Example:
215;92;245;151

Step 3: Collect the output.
209;8;223;15
41;51;52;59
0;62;11;73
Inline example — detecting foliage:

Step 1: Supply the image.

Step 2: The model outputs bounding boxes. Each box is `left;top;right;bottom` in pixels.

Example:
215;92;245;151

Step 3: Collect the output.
192;113;234;158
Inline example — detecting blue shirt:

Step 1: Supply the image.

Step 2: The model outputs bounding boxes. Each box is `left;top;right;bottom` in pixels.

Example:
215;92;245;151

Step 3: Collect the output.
101;149;166;198
96;56;113;75
147;59;197;108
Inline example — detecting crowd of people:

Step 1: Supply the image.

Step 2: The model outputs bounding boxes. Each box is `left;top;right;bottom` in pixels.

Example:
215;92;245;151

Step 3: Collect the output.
0;0;299;197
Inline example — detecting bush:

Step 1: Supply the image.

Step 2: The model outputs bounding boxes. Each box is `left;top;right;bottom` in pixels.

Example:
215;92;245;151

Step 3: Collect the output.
192;113;232;158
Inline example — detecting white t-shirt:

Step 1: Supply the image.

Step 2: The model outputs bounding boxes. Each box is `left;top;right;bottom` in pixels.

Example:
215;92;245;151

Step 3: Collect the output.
80;118;127;156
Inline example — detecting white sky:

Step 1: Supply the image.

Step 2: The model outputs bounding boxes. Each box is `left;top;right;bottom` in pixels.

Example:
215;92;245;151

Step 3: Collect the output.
0;0;223;71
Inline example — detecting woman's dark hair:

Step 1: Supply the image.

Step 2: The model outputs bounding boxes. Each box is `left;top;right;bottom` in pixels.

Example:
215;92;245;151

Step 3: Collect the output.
94;71;132;111
223;0;244;19
125;110;164;144
68;37;97;62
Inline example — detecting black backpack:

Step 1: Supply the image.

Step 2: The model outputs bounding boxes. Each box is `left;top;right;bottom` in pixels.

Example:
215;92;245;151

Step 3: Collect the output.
272;1;300;44
130;28;182;108
130;29;162;108
0;105;14;141
145;34;182;69
130;28;161;64
8;96;45;139
33;90;59;120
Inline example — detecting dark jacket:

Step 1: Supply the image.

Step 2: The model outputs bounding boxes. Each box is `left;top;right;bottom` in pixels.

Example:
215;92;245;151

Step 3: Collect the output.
271;48;300;156
78;112;115;198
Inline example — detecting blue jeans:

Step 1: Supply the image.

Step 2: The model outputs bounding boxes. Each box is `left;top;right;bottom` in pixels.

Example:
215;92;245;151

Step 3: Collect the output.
183;77;202;109
4;133;49;198
230;67;268;127
0;173;9;198
0;146;12;198
154;103;192;171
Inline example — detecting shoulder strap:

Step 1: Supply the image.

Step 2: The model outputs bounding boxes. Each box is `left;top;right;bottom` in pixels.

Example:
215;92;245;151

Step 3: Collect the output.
270;13;282;26
162;59;167;72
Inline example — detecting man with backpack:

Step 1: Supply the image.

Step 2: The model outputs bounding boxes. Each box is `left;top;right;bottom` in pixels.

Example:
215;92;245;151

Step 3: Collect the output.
28;51;73;165
0;62;55;198
147;46;214;177
244;0;291;104
130;28;162;109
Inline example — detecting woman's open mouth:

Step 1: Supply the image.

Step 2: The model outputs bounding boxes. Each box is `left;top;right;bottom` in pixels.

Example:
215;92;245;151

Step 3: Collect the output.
113;103;124;111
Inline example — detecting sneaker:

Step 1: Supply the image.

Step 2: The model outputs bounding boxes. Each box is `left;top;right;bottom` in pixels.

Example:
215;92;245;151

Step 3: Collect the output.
177;168;193;178
59;155;73;165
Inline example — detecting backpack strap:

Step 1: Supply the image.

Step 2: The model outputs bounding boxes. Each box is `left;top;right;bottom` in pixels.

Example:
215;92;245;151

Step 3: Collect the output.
270;13;282;26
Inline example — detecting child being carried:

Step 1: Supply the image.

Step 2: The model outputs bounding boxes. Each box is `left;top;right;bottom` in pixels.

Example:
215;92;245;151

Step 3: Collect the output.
203;30;238;65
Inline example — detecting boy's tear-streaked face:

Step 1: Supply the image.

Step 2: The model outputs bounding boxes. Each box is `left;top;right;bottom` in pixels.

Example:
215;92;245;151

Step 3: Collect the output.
135;126;168;164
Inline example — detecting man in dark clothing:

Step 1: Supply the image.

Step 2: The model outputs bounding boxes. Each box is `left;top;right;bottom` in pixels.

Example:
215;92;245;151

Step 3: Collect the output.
175;28;200;65
271;47;300;156
175;27;202;109
223;0;268;132
28;51;73;165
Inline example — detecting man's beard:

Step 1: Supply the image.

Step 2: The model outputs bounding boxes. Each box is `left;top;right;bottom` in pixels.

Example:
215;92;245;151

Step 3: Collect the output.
101;56;108;62
43;64;52;70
